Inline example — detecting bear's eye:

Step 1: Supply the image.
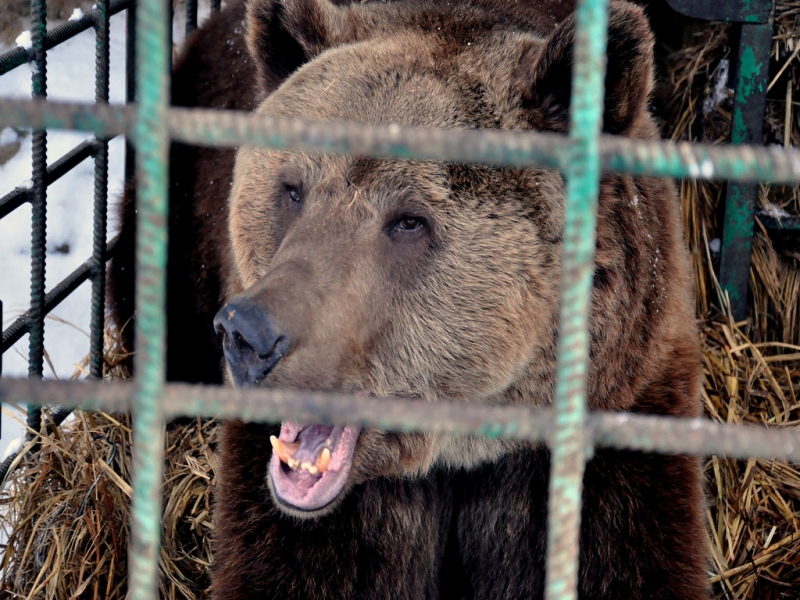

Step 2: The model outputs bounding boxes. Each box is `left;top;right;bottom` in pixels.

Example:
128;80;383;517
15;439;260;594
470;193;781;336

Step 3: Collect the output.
386;215;430;242
284;185;302;204
394;216;425;232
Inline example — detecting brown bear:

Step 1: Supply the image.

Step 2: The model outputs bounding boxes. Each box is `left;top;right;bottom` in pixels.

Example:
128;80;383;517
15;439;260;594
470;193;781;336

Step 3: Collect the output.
110;0;709;598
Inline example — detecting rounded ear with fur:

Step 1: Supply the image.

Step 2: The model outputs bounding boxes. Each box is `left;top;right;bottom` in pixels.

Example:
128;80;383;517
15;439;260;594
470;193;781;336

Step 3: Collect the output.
512;1;655;135
245;0;350;92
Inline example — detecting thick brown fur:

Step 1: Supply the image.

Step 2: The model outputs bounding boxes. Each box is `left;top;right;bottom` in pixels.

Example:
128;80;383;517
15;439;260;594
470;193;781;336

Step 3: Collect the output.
110;0;708;598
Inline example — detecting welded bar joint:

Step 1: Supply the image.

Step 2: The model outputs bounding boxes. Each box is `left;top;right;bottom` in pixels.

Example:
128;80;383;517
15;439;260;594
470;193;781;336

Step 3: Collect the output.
0;139;99;220
2;235;121;353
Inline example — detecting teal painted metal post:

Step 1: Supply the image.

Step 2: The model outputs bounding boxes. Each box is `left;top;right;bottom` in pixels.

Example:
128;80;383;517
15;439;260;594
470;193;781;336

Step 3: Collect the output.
718;20;773;320
130;0;170;595
544;0;608;597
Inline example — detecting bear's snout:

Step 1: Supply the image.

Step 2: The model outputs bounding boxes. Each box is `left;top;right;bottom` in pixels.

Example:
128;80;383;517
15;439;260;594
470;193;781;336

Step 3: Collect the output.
213;300;290;387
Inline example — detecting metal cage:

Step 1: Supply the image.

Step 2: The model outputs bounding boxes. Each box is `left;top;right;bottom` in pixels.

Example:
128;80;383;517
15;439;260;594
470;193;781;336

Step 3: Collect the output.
1;0;800;598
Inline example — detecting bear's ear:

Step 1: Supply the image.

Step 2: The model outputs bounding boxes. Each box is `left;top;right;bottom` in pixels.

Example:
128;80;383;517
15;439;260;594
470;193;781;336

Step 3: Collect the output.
246;0;349;91
512;1;654;135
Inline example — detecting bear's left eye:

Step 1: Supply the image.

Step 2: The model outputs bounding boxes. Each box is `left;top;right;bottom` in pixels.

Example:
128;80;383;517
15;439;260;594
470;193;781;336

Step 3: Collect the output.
394;216;425;232
284;185;302;204
386;214;430;244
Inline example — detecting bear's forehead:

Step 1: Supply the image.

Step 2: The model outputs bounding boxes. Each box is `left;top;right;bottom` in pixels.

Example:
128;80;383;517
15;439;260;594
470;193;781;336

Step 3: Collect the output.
257;32;531;129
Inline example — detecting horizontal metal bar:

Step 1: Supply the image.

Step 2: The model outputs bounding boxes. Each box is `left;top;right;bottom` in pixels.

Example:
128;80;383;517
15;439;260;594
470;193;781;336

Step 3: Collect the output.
0;139;99;220
0;378;798;463
0;0;136;76
2;99;800;184
0;99;133;138
0;186;33;221
1;233;120;352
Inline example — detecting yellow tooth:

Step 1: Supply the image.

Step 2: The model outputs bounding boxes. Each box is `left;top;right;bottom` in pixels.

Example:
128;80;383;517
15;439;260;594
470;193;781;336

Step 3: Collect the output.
288;458;300;470
270;435;286;464
308;465;319;475
270;435;301;466
317;447;331;473
301;461;312;471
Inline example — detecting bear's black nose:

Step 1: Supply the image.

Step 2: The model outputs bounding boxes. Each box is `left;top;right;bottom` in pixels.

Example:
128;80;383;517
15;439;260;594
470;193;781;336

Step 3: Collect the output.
213;300;290;387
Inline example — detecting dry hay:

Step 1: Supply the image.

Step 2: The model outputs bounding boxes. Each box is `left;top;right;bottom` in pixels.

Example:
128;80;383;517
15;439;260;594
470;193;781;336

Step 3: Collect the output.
0;411;217;600
2;2;800;599
0;328;216;600
702;309;800;599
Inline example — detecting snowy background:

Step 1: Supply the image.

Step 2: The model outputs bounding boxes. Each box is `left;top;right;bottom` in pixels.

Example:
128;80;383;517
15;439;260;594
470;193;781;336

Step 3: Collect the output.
0;3;214;463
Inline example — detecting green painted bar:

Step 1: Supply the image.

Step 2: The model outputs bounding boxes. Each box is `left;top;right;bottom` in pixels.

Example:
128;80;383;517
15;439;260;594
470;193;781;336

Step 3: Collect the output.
129;0;170;594
544;0;608;597
3;99;800;184
718;21;773;320
3;378;800;463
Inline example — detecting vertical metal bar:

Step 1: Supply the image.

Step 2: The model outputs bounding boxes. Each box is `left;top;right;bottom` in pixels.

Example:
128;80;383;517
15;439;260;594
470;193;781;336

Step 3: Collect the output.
210;0;222;13
544;0;608;598
186;0;198;34
27;0;48;440
130;0;170;595
718;20;773;320
90;0;111;378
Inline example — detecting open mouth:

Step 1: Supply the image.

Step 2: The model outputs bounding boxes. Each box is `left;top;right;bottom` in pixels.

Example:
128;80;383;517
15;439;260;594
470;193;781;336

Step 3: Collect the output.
269;420;361;512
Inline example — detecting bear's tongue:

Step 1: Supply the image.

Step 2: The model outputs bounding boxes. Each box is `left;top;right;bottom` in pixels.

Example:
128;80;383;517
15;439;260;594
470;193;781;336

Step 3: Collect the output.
269;421;361;512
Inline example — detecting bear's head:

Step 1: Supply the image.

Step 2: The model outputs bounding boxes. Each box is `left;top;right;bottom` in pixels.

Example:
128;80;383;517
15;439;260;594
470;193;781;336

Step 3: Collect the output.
214;0;680;518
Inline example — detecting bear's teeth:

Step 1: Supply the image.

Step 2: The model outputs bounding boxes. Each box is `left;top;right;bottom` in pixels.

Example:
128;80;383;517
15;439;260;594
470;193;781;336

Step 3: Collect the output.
296;461;320;475
270;435;300;465
316;447;331;473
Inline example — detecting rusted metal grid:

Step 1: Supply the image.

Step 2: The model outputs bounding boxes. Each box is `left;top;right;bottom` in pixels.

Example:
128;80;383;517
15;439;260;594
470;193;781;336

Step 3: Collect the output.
1;0;800;599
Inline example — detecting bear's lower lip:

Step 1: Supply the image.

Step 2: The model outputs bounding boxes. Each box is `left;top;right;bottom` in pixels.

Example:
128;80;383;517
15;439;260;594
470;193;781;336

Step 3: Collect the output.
269;422;361;512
